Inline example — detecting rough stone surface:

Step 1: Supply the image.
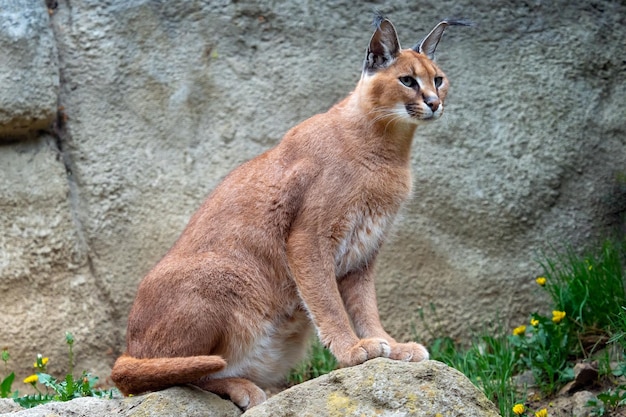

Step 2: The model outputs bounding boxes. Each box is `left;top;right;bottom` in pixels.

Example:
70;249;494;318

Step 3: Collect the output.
571;390;598;417
0;0;59;137
0;136;115;382
539;389;601;417
0;386;241;417
0;0;625;386
0;400;21;414
243;359;500;417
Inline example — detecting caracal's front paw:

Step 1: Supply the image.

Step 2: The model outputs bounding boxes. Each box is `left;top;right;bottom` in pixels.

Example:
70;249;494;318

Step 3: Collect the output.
389;341;429;362
336;338;391;366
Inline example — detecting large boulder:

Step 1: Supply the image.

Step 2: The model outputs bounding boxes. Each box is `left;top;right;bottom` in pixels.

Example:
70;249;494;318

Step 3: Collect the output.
0;0;625;383
243;359;500;417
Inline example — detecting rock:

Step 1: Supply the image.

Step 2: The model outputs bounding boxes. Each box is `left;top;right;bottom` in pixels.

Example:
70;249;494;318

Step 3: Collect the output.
559;362;599;395
0;0;625;383
0;386;242;417
0;399;21;414
0;0;59;137
571;390;599;417
243;358;500;417
513;369;536;389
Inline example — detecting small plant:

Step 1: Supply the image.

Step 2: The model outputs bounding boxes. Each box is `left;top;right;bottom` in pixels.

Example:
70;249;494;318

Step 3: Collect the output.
1;348;15;398
587;387;626;416
6;332;118;408
12;354;55;408
15;371;114;408
510;310;574;395
65;332;74;376
288;338;338;385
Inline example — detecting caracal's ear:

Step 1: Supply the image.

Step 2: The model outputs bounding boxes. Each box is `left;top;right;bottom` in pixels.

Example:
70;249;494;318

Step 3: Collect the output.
413;20;471;60
363;12;401;74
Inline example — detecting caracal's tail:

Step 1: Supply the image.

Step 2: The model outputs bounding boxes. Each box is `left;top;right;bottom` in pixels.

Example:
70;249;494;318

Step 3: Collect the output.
110;354;227;396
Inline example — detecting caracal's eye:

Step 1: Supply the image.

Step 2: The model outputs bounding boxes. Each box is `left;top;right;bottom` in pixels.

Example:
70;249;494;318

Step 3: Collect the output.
399;76;417;88
434;76;443;88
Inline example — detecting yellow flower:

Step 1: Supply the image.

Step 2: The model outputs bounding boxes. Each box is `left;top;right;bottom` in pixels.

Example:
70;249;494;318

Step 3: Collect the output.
512;403;525;415
513;325;526;336
23;374;38;384
33;356;49;369
535;277;546;286
535;409;548;417
530;318;539;327
552;310;566;324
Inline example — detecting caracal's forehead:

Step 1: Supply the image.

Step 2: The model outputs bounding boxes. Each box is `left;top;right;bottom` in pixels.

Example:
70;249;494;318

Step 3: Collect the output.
393;49;440;76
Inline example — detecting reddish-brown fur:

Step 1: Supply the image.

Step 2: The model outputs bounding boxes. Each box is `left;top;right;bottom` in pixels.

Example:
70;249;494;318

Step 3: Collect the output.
111;16;461;410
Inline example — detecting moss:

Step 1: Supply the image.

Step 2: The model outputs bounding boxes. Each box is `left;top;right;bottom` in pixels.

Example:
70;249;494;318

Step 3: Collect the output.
327;391;359;417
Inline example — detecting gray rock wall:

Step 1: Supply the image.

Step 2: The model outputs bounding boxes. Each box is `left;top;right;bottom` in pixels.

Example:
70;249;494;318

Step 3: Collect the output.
0;0;59;137
1;0;625;383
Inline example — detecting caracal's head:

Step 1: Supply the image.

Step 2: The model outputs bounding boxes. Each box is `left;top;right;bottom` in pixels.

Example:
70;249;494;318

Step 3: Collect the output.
358;14;469;126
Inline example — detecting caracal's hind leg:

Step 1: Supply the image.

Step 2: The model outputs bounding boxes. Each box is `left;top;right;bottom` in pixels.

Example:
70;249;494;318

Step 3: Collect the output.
195;377;267;410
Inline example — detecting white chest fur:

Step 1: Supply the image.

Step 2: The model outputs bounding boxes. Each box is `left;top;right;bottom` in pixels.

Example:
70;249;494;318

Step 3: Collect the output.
334;208;395;277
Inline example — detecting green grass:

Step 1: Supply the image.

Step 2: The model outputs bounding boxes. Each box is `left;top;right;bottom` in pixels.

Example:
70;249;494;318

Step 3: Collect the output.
609;306;626;355
588;306;626;416
288;338;338;385
429;334;520;417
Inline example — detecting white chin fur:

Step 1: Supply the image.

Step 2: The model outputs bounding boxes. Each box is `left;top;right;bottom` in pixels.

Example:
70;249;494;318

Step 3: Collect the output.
428;107;443;120
395;103;443;124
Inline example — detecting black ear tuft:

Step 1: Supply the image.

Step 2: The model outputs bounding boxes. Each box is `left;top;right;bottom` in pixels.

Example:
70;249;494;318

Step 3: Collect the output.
372;9;386;29
363;13;402;75
413;19;472;60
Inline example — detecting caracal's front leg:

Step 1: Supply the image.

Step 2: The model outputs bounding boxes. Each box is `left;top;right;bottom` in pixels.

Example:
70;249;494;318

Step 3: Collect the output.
338;265;429;362
286;231;391;366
